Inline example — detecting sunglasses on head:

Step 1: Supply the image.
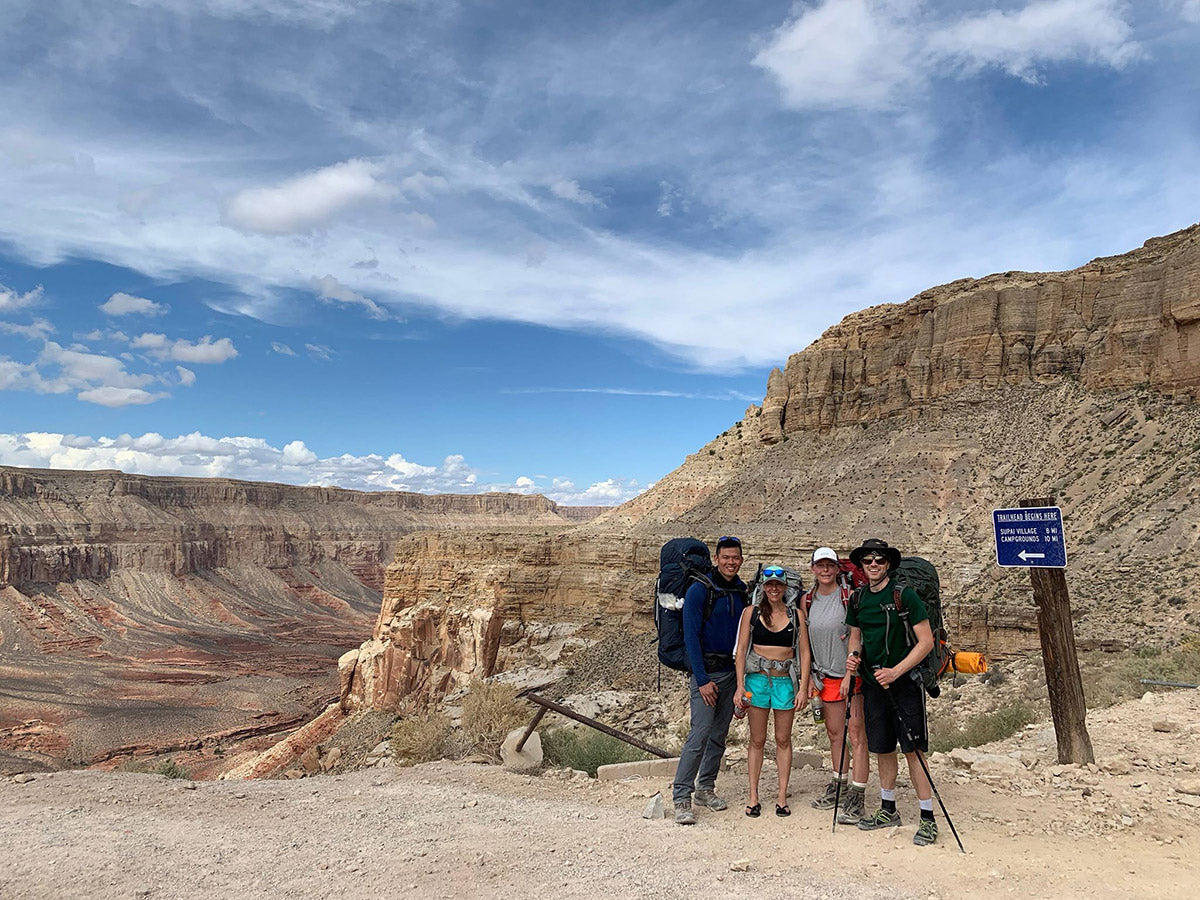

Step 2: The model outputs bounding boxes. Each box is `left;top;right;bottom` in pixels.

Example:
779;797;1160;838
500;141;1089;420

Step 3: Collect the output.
860;554;889;565
718;536;741;545
762;566;786;580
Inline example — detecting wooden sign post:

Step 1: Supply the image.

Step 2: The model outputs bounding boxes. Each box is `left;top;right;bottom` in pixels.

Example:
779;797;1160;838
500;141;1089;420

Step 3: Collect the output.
992;497;1094;765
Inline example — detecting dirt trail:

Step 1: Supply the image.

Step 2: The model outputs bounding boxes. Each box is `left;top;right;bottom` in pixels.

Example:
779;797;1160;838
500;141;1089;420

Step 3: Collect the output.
2;689;1197;900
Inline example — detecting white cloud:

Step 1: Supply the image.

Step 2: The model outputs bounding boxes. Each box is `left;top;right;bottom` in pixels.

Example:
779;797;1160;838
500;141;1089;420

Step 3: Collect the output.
306;343;334;360
130;332;168;351
271;341;296;355
40;341;155;390
135;0;368;26
171;337;238;364
549;178;603;206
756;0;1142;110
100;291;168;316
0;0;1192;379
754;0;921;111
1180;1;1200;24
310;274;389;320
3;330;225;405
76;386;167;407
399;172;449;199
0;282;44;312
0;317;55;340
401;211;437;231
0;358;41;391
132;333;238;363
927;0;1142;83
501;472;647;505
656;181;685;217
281;439;317;465
0;341;167;406
545;477;647;505
0;430;641;505
507;386;761;401
224;159;391;234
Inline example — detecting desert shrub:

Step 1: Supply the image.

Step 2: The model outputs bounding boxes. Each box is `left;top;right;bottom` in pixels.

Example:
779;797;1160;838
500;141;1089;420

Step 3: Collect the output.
459;679;528;762
1080;641;1200;708
152;759;191;780
389;709;454;766
540;727;651;777
930;701;1038;753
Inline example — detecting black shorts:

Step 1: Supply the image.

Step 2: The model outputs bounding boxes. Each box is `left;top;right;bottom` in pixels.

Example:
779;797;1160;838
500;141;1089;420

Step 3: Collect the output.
861;673;927;754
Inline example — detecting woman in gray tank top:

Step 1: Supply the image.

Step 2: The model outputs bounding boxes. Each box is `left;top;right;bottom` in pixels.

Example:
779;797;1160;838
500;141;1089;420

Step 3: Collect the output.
804;547;870;824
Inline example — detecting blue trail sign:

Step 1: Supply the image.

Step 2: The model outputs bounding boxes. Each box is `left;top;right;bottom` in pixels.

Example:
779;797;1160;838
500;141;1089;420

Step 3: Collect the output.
993;506;1067;568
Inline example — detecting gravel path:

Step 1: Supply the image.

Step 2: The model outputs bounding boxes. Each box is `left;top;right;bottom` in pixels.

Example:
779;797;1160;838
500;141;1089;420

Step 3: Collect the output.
3;738;1197;900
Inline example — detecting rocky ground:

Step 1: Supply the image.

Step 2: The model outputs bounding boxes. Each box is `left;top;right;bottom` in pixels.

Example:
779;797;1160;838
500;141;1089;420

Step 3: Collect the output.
3;686;1196;900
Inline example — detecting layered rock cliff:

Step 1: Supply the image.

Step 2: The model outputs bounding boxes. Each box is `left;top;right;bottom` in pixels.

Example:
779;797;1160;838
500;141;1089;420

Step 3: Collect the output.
0;468;589;773
756;224;1200;438
337;223;1200;726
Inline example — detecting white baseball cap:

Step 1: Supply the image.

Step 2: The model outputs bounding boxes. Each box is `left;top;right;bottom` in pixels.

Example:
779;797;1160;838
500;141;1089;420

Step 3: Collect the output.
811;547;839;564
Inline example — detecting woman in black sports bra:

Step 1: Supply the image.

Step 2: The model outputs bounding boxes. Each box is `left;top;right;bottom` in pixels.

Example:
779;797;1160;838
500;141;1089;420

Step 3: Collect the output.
735;566;811;817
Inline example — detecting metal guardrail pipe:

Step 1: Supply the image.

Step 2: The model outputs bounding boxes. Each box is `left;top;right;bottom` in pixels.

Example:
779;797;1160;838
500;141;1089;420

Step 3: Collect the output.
519;692;673;759
1139;679;1199;689
513;705;548;753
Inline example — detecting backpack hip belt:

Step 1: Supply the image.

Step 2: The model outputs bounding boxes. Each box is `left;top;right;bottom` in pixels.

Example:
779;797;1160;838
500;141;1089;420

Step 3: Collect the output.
702;651;735;672
745;648;799;695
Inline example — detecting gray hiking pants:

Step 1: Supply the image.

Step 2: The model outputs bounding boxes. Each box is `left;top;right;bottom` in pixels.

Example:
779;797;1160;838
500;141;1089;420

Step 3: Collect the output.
672;669;736;805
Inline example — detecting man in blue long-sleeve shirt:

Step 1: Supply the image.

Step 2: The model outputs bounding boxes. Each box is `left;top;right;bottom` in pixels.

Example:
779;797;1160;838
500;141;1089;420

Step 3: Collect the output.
672;536;748;825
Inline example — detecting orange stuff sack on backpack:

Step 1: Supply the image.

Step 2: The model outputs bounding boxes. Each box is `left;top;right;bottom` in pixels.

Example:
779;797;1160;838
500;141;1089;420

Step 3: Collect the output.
949;651;988;675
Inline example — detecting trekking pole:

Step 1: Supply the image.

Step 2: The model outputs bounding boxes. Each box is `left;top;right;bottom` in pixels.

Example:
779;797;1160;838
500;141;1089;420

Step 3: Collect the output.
832;652;859;832
876;669;966;854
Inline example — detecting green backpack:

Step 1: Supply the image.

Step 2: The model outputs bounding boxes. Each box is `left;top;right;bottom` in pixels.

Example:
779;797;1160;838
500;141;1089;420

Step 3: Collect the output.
850;556;948;698
892;557;949;698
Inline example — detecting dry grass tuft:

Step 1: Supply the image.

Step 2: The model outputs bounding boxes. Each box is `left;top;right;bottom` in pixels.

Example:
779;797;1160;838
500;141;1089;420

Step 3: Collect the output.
389;710;454;766
459;679;528;762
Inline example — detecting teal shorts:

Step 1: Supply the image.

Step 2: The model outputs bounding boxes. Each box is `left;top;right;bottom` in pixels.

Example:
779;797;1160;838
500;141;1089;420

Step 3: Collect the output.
745;671;796;711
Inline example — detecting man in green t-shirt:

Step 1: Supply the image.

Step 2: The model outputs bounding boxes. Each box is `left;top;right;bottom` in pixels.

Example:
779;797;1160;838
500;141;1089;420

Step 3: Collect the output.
844;538;938;847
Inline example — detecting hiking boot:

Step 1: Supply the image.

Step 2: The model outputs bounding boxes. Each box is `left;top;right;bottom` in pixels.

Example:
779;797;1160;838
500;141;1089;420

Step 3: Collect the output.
810;779;842;810
856;806;902;830
913;817;938;846
693;789;728;811
674;802;697;825
836;788;866;824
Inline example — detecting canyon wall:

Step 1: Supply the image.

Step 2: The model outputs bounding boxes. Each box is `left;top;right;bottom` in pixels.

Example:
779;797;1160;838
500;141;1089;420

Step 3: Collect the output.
757;225;1200;438
0;468;589;773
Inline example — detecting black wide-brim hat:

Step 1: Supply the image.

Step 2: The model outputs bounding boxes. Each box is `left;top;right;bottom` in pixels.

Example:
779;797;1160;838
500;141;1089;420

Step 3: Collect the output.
849;538;902;570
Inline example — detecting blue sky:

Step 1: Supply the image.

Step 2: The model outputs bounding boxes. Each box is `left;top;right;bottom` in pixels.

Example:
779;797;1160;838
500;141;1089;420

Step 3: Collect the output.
2;0;1199;504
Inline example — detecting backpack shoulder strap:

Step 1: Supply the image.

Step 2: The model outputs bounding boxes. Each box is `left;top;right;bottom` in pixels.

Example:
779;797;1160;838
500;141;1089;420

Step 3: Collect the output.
692;572;746;622
849;586;864;615
892;578;918;648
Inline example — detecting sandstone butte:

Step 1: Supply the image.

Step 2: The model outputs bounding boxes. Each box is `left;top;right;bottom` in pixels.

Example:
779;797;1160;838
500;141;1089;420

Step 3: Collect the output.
5;223;1200;780
0;469;601;775
324;222;1200;769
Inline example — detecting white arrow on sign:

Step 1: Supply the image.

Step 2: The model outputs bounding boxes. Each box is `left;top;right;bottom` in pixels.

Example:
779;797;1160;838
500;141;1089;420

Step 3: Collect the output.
1018;550;1045;561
